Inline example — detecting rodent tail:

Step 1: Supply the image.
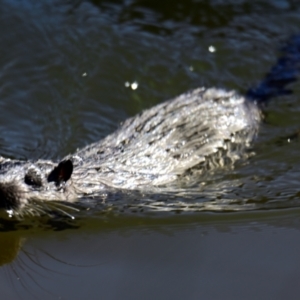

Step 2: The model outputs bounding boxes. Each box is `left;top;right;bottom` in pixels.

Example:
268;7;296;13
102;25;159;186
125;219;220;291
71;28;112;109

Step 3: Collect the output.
246;35;300;104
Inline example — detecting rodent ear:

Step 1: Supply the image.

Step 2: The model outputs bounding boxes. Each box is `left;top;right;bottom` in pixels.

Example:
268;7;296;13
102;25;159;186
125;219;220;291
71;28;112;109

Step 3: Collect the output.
47;160;73;185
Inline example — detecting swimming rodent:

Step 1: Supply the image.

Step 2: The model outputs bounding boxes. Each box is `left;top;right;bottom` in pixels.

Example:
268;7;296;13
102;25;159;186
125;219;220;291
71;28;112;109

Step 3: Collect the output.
0;36;300;217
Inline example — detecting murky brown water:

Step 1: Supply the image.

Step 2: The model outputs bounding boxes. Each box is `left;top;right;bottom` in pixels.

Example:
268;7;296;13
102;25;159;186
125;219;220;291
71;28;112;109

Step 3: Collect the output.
1;0;300;299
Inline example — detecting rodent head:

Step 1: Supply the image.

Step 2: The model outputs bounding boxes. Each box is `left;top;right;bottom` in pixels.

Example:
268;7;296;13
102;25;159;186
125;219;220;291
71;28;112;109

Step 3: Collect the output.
0;158;74;217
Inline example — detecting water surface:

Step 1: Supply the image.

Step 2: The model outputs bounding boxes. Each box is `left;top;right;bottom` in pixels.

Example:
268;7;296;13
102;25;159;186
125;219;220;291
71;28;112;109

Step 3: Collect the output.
1;0;300;299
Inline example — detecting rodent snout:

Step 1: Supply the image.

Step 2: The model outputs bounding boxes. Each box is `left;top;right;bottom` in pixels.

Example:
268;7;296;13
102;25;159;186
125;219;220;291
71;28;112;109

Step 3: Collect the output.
0;182;21;210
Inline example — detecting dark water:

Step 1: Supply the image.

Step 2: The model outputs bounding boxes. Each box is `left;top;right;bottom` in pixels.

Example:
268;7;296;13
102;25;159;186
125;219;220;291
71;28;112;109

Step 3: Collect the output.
1;0;300;299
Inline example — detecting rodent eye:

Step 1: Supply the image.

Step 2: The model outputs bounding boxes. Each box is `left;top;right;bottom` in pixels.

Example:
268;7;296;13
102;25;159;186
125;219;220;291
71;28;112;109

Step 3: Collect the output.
24;168;43;187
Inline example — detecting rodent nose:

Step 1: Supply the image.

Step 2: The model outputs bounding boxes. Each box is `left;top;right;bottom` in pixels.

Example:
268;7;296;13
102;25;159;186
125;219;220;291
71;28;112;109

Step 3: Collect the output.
0;182;20;210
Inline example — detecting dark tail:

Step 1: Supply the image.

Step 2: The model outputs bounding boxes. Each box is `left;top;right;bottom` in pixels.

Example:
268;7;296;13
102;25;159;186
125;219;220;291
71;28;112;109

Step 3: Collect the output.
246;35;300;104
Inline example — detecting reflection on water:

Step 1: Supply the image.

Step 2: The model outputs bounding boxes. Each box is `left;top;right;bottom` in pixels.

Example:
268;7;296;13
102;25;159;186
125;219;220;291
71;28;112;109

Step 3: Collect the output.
0;232;83;299
2;209;300;299
0;233;23;267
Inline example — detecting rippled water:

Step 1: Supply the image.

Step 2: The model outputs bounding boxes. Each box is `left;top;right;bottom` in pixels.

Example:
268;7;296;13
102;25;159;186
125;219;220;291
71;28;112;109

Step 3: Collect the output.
1;0;300;299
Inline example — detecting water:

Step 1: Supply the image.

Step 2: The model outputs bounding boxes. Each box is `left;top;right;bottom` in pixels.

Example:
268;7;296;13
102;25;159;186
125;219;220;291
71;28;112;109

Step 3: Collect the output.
1;0;300;299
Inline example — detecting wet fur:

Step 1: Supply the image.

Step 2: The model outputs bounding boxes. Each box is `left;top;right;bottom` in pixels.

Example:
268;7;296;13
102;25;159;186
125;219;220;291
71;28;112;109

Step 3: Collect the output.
1;36;300;217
